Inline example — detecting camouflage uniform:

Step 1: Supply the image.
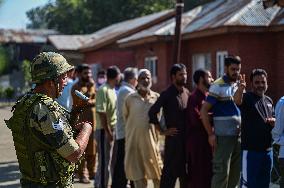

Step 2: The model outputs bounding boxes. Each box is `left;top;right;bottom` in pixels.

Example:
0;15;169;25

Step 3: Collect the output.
6;52;78;188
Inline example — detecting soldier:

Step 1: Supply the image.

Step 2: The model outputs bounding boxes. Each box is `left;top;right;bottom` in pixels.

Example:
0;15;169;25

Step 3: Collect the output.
5;52;92;188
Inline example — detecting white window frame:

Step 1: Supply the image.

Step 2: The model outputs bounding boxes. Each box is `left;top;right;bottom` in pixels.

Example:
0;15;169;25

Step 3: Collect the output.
144;56;158;84
192;53;211;86
216;51;228;78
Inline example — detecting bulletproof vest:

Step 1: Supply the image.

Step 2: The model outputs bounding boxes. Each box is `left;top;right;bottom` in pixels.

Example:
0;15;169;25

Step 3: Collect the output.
5;93;76;186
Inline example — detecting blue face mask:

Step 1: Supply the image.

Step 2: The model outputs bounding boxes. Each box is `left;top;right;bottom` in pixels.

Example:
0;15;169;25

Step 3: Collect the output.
97;78;106;85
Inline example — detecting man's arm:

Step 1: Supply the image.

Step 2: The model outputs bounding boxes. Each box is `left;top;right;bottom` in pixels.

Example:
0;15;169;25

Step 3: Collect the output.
233;74;246;105
200;101;215;151
272;101;284;145
98;111;113;142
148;93;177;136
66;122;92;163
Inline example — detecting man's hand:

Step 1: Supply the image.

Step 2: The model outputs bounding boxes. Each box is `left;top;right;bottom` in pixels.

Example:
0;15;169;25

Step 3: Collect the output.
266;117;276;127
75;121;92;130
208;134;217;153
238;74;246;89
161;127;178;136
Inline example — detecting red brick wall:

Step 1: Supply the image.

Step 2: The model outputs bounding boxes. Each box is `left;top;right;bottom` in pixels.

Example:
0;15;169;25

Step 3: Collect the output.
83;48;135;71
183;33;279;100
133;42;171;92
275;32;284;101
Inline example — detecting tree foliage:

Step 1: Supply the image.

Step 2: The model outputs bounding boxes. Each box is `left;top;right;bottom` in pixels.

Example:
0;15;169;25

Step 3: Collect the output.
22;60;32;85
184;0;214;11
26;0;214;34
0;46;9;75
26;0;175;34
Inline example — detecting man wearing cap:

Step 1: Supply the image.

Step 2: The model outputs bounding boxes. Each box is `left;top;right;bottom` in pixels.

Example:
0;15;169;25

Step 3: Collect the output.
124;69;162;188
5;52;92;188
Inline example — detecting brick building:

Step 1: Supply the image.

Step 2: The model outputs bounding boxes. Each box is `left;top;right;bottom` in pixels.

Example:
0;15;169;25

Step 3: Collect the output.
118;0;284;100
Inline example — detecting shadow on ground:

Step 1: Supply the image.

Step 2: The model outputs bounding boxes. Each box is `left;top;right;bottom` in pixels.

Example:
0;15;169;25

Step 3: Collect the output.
0;161;20;188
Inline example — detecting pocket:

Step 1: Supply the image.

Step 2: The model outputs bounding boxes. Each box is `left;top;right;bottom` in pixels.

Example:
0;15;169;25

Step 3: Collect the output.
34;151;58;184
212;159;225;174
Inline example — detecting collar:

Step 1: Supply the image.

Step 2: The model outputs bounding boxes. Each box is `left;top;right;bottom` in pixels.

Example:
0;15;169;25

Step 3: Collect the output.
122;81;135;90
170;84;185;94
222;75;230;83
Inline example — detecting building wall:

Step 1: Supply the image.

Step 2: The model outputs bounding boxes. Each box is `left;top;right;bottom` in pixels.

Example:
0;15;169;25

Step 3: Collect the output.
133;42;171;92
129;31;282;101
275;32;284;101
183;33;278;100
84;48;135;72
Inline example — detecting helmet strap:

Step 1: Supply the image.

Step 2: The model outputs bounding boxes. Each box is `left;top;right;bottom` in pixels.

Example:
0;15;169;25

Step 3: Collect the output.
53;78;60;98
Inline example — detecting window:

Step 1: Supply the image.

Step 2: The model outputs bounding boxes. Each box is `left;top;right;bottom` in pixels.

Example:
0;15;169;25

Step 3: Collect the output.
216;51;228;78
192;53;211;85
144;56;158;84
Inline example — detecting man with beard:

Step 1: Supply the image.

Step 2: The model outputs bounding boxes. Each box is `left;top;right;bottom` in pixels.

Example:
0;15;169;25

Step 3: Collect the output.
149;64;190;188
186;69;214;188
201;56;244;188
124;69;162;188
71;64;96;183
239;69;275;188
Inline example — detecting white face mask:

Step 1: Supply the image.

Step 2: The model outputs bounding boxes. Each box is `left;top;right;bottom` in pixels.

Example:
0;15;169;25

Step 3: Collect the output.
97;78;106;85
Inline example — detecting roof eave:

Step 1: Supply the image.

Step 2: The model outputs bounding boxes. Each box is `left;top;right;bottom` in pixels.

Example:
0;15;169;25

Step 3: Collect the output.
182;25;269;40
80;10;176;53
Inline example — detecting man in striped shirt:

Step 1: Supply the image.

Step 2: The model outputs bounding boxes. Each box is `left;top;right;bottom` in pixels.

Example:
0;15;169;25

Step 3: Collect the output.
201;55;245;188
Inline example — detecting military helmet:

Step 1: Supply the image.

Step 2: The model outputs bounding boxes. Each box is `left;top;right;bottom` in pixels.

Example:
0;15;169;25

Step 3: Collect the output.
31;52;74;83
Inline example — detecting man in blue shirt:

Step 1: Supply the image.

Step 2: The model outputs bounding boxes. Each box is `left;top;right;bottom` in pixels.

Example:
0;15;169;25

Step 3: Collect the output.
272;94;284;187
240;69;274;188
201;55;244;188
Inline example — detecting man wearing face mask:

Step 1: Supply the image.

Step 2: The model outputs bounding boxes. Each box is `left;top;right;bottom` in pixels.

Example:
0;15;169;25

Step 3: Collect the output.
71;64;97;183
239;69;274;188
96;70;106;89
149;64;190;188
186;69;214;188
124;69;162;188
201;56;244;188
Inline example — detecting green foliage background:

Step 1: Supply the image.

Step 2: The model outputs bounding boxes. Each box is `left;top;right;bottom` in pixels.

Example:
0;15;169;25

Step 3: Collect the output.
26;0;213;34
22;60;32;84
0;46;9;75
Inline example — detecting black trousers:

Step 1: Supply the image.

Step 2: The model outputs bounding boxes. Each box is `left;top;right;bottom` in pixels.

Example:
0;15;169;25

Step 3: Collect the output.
280;158;284;188
111;138;133;188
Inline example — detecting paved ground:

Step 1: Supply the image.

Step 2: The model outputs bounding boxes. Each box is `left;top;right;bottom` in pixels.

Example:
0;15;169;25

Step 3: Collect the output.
0;106;279;188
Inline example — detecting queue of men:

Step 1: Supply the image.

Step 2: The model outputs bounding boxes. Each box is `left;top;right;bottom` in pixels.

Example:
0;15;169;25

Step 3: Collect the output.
6;51;284;188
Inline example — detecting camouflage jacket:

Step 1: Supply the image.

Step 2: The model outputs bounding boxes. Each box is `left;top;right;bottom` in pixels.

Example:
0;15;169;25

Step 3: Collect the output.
6;93;79;188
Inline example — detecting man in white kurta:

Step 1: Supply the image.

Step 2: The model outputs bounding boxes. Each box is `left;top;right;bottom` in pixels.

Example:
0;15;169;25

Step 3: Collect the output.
123;69;162;188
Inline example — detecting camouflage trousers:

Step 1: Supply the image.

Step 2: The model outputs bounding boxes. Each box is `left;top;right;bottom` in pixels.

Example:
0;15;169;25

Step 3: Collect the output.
21;178;74;188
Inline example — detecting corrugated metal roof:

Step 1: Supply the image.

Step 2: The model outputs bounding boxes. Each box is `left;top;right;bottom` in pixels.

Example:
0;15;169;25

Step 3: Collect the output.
48;35;91;51
48;10;175;51
0;29;57;43
119;0;284;46
118;7;203;44
80;10;175;50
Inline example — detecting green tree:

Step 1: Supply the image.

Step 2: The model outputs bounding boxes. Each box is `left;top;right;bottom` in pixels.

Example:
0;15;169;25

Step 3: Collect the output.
26;0;175;34
26;0;214;34
4;87;14;99
22;60;32;85
0;46;9;75
184;0;214;11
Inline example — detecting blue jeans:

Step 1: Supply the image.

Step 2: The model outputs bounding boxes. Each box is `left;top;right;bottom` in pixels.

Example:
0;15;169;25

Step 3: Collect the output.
241;150;273;188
